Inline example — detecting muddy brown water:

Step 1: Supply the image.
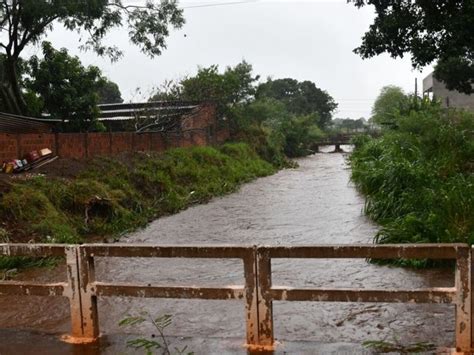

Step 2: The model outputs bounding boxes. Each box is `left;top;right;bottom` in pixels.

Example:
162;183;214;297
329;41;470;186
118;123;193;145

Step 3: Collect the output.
0;147;453;354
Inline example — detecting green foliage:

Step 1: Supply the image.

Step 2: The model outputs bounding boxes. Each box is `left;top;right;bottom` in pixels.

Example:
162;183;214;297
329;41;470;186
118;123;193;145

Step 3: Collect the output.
0;0;184;115
97;79;123;104
0;144;274;247
331;117;368;133
349;0;474;94
371;86;409;128
256;78;338;128
120;313;193;355
351;106;474;257
150;61;259;123
26;42;106;131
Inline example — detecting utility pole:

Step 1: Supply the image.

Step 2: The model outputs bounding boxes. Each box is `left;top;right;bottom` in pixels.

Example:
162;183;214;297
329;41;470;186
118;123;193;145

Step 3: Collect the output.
415;78;418;98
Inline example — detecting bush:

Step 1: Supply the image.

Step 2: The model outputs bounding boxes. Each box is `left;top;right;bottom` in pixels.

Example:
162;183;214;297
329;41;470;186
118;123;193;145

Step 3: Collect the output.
350;106;474;250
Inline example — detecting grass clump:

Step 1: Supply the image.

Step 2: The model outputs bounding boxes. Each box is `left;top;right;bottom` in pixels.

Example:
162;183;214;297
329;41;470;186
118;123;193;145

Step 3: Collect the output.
0;143;275;253
350;105;474;261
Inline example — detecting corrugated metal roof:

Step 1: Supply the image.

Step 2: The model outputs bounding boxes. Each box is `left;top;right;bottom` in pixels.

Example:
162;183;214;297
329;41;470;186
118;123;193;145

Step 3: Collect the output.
0;112;56;134
98;101;199;121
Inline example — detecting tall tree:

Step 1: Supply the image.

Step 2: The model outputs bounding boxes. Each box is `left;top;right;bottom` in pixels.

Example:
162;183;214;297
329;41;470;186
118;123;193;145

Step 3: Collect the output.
97;79;123;104
0;0;184;115
371;86;409;128
26;42;107;131
256;78;337;128
150;61;259;111
349;0;474;94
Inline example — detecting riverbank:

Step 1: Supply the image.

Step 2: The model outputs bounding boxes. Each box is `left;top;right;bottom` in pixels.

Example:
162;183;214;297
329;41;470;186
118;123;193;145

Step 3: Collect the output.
0;151;455;353
0;143;275;268
350;107;474;254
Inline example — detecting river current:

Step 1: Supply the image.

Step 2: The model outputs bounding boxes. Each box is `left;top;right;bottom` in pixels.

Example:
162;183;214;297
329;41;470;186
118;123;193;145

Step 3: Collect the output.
0;148;453;354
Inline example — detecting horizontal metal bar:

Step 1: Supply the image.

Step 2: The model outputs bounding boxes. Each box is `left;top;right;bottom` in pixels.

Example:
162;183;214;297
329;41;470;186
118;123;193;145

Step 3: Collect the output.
262;244;468;259
0;244;67;257
269;287;456;304
83;244;254;259
0;282;67;297
93;283;245;300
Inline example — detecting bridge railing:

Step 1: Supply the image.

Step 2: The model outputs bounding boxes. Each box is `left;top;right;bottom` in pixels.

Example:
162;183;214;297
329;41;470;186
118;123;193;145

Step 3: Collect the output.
0;243;471;352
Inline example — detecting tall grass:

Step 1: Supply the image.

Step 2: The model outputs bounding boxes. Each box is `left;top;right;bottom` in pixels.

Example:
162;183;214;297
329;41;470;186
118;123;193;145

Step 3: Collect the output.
350;106;474;252
0;143;275;249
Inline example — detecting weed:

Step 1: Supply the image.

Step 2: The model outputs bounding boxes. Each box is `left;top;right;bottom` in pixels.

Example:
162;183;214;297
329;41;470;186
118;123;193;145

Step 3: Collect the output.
119;313;193;355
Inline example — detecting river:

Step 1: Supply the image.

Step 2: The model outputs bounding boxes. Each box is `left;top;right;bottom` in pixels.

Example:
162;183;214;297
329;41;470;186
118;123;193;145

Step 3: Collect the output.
0;148;453;354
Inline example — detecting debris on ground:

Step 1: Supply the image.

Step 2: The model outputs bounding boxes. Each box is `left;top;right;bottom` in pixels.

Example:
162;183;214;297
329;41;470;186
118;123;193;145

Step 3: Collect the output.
1;148;58;174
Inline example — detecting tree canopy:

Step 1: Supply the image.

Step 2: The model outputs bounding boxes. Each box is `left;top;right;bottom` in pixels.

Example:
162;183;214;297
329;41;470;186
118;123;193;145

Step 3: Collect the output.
255;78;338;128
371;85;409;127
151;61;259;109
97;79;123;104
0;0;184;115
349;0;474;94
25;42;108;131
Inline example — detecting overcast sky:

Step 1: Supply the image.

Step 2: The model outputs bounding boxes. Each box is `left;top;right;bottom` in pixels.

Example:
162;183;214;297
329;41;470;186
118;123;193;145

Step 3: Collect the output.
31;0;434;119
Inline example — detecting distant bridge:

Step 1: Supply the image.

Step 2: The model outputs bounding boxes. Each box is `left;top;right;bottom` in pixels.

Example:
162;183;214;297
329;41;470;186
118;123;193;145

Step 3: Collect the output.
312;134;355;152
312;132;378;152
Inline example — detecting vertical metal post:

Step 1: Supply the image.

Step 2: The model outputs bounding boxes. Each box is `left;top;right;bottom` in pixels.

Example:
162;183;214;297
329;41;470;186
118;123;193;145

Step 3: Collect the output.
77;246;99;340
256;247;274;348
243;247;259;347
455;246;471;352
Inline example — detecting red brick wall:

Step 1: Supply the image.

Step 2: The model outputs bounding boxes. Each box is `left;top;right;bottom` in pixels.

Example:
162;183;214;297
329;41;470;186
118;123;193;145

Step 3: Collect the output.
0;134;18;162
17;133;56;157
0;103;233;162
57;133;86;159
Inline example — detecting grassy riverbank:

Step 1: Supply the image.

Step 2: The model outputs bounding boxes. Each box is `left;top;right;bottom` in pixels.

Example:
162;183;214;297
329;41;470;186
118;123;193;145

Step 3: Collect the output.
350;106;474;251
0;143;275;268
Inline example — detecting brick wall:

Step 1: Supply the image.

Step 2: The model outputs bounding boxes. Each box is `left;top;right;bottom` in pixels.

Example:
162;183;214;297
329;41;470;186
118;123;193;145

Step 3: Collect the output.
0;103;232;162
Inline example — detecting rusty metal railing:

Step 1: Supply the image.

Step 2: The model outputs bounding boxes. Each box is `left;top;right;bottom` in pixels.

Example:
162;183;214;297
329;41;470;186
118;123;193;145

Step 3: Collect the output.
0;243;472;352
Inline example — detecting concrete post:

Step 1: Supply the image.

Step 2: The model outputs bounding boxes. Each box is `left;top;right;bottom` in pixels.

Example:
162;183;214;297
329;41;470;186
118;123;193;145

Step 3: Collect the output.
455;246;471;352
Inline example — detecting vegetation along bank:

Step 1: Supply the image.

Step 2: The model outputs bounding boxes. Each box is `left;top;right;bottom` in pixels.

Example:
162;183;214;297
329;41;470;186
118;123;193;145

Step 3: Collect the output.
350;101;473;255
0;143;275;268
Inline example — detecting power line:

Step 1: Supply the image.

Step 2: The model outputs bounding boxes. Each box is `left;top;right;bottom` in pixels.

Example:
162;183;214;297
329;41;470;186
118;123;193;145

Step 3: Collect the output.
182;0;259;9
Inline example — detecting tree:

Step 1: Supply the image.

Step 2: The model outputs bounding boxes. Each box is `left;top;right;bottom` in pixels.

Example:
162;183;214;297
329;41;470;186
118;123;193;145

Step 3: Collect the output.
97;79;123;104
255;78;337;128
180;61;258;105
0;0;184;115
26;42;106;131
349;0;474;94
150;61;259;112
371;86;409;128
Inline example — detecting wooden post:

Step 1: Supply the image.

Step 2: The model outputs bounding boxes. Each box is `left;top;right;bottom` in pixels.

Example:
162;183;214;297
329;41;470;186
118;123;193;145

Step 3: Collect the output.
256;248;274;349
243;247;259;347
455;246;471;352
